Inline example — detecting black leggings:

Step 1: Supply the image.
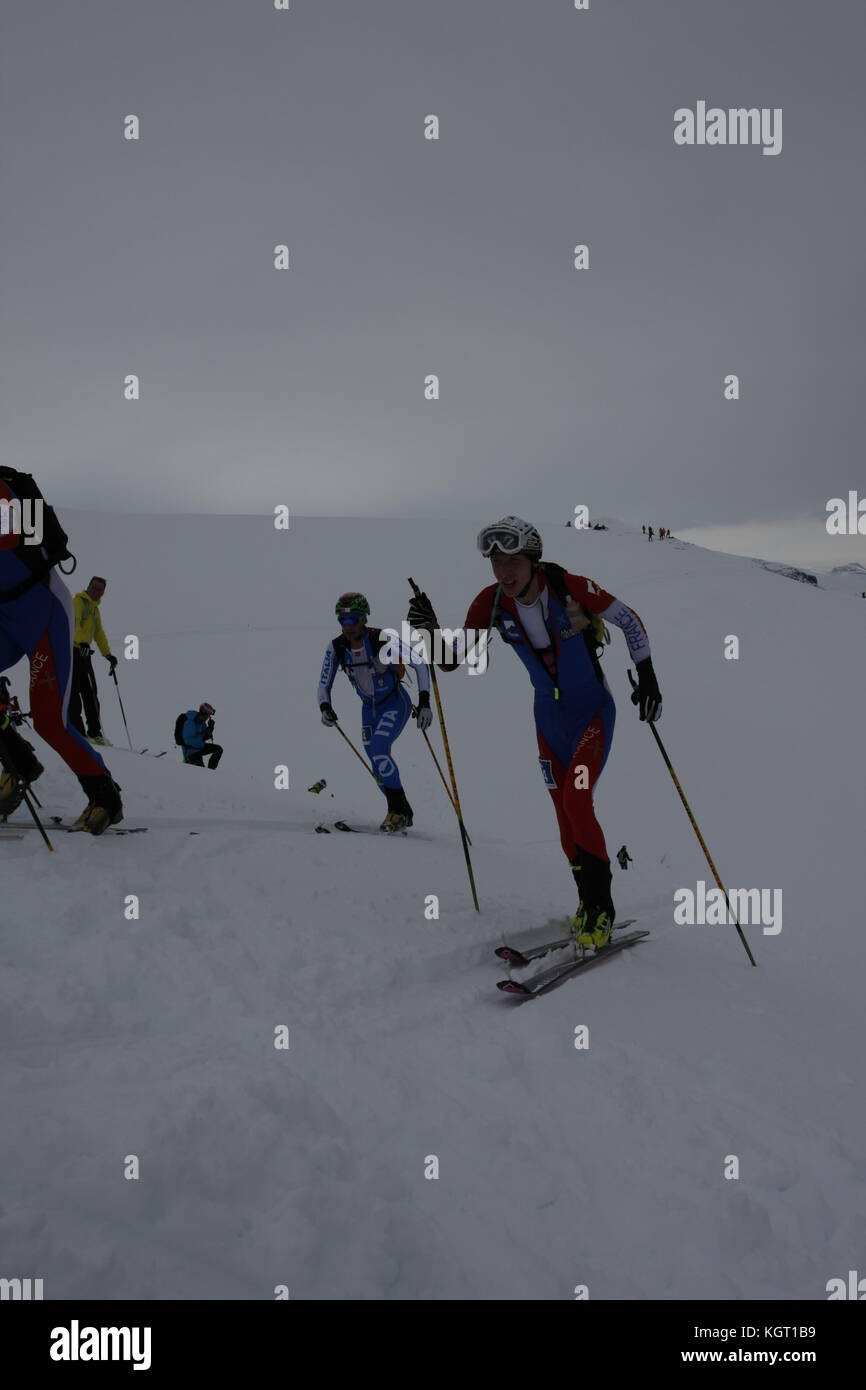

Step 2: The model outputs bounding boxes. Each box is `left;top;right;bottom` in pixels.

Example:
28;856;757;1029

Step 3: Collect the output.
185;743;223;769
69;647;102;737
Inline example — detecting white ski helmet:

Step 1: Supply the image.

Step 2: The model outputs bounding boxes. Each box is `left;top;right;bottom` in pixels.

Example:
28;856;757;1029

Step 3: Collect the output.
477;515;543;559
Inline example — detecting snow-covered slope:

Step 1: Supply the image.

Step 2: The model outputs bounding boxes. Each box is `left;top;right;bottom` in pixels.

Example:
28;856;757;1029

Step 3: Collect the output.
1;515;864;1299
820;562;866;597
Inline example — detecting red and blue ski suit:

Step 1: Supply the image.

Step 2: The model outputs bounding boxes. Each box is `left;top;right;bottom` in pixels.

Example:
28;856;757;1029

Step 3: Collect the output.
463;572;650;866
0;475;107;782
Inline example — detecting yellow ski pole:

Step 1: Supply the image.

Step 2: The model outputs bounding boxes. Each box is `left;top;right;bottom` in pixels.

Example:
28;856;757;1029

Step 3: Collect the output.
411;701;471;845
402;665;466;826
409;578;479;911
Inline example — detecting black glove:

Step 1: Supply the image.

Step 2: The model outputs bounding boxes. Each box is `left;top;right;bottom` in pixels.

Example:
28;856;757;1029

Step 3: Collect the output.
407;590;438;634
320;702;338;727
107;654;119;671
206;719;215;735
631;658;662;723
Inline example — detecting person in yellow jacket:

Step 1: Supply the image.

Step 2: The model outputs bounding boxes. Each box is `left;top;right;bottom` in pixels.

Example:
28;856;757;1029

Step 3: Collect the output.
70;576;117;745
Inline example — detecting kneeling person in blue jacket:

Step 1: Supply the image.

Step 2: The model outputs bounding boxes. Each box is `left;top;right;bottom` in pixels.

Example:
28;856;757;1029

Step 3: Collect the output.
182;702;223;769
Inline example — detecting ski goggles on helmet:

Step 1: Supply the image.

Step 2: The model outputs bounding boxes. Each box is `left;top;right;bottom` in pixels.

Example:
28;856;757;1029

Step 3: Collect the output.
337;611;365;625
200;703;215;716
477;523;526;557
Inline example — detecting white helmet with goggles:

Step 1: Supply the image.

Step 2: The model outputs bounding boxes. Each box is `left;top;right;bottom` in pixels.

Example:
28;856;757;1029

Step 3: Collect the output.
477;516;543;559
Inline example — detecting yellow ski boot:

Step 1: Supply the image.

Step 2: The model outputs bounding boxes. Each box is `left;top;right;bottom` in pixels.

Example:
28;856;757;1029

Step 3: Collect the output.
576;907;614;950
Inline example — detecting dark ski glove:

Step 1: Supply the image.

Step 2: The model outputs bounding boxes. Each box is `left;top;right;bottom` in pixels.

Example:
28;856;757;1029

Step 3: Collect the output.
107;654;119;671
415;690;433;732
320;702;338;727
407;590;438;634
631;658;662;723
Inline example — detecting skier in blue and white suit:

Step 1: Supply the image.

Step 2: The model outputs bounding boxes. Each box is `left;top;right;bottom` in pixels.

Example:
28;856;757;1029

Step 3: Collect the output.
317;591;432;832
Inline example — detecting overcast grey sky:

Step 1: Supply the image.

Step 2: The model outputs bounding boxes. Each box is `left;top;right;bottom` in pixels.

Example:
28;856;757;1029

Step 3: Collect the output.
1;1;863;564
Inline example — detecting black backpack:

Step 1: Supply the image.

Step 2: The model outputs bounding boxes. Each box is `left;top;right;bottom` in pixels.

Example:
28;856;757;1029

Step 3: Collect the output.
174;712;188;747
0;466;75;602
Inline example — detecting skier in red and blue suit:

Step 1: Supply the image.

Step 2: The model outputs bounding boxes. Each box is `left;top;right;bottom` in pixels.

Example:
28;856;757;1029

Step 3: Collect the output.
0;467;123;833
408;516;662;947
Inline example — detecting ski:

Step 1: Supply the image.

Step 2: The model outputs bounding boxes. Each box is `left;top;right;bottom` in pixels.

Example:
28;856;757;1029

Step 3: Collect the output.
497;930;650;998
136;750;167;758
6;819;147;836
2;824;146;838
332;820;409;837
1;819;59;833
66;826;148;836
4;815;65;827
495;918;635;967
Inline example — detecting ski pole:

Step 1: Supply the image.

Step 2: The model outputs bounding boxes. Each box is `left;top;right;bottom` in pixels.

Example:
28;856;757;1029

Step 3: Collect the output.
416;708;457;813
628;669;756;966
111;667;133;750
0;727;53;852
409;578;479;912
400;670;470;837
334;720;383;787
411;702;472;845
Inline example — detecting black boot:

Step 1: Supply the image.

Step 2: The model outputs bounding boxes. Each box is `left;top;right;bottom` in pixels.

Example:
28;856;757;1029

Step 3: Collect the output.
380;786;413;832
0;727;44;814
571;846;615;920
390;786;413;826
75;773;124;835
